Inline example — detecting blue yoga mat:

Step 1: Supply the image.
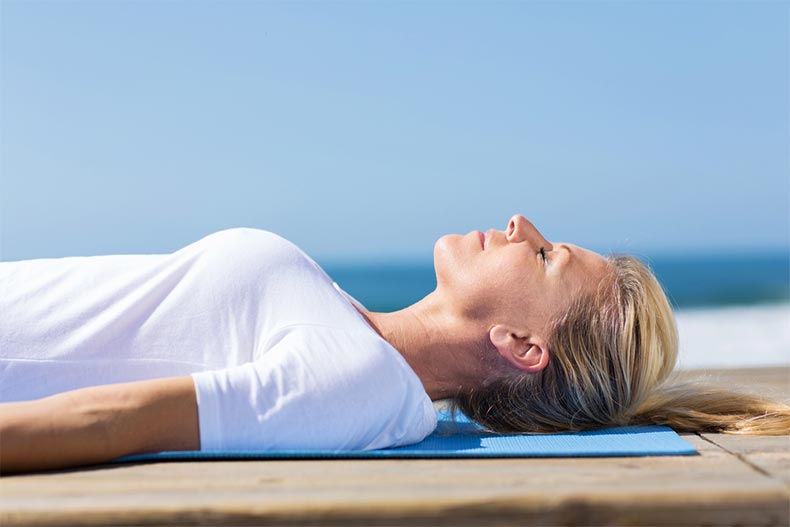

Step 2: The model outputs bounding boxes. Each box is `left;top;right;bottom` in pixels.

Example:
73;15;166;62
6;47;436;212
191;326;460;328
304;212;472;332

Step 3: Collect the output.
109;409;696;464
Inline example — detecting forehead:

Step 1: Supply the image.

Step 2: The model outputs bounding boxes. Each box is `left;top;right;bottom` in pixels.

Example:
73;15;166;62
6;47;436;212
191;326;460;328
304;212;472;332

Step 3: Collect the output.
560;243;612;293
568;243;608;268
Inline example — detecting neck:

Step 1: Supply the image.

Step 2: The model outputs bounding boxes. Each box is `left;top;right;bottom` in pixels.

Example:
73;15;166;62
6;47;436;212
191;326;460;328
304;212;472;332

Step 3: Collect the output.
355;292;505;401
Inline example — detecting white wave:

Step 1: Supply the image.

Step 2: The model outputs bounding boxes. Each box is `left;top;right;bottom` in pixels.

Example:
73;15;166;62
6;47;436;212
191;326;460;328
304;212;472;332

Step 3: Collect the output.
674;302;790;370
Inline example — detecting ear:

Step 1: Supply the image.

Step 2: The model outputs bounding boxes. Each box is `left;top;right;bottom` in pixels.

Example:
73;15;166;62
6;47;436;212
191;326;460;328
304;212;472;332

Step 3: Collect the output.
488;324;550;373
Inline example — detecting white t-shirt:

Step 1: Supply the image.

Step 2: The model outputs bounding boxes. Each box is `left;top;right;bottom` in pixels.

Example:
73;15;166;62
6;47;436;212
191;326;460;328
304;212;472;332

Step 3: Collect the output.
0;228;438;451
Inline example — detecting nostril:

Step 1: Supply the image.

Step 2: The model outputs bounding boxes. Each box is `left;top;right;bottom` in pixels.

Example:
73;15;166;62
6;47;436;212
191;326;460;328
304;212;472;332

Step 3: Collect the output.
507;219;515;237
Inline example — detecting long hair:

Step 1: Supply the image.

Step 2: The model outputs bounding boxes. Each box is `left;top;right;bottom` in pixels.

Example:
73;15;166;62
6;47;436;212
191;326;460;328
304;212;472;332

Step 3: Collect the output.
447;255;790;435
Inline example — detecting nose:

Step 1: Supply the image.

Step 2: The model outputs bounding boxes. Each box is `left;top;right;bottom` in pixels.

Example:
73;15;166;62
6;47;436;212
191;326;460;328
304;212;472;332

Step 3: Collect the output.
506;214;551;249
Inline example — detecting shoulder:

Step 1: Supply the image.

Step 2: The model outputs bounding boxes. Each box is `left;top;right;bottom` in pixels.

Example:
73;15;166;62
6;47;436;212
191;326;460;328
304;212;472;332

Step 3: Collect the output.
271;325;438;445
264;325;414;402
272;325;394;373
195;324;437;450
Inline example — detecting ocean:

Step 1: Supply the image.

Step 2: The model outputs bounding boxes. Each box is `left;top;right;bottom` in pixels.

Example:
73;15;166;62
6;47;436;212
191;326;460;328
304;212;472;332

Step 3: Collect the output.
322;253;790;370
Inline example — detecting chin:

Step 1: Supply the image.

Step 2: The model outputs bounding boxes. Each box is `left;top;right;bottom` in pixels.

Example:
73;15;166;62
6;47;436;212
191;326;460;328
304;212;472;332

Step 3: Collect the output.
432;234;462;288
433;233;458;261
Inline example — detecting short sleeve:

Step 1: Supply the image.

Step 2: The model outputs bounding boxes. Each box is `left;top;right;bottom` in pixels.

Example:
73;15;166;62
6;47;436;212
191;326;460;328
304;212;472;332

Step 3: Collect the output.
190;326;436;451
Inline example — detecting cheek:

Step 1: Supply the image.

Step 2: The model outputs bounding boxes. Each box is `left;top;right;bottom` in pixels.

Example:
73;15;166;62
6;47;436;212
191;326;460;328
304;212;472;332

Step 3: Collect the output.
486;259;549;318
531;286;570;330
462;255;519;310
492;268;534;311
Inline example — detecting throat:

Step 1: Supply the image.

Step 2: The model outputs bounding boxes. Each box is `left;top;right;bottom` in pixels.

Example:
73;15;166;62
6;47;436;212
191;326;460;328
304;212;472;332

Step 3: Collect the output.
360;301;488;401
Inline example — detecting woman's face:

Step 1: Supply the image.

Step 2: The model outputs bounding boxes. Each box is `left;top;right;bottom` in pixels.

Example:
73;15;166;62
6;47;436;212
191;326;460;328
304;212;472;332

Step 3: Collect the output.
433;213;611;335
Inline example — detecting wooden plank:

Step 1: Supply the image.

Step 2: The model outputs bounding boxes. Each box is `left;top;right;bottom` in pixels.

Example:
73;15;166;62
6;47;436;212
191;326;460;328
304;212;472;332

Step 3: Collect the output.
1;434;787;526
680;366;790;486
2;366;788;526
702;434;790;487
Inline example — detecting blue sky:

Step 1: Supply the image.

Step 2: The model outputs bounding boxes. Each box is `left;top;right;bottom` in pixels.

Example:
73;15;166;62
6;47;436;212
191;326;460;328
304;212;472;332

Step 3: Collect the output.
1;1;788;263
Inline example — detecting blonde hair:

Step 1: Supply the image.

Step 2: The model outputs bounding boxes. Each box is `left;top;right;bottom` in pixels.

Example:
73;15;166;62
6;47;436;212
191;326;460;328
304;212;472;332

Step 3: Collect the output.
448;255;790;435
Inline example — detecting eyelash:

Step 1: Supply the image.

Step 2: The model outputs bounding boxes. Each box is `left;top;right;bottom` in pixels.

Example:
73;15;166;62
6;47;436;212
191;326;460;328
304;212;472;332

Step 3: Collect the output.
539;247;548;264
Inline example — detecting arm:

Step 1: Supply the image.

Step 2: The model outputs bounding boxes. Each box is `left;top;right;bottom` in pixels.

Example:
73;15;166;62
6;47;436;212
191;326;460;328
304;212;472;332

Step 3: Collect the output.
0;375;200;475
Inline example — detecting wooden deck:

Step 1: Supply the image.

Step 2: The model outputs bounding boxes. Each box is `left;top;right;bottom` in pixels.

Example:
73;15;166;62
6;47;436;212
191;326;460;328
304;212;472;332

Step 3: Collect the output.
2;366;788;526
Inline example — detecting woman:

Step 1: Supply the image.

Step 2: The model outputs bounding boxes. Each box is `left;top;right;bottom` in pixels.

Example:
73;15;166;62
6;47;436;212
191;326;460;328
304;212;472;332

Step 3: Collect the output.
1;214;787;474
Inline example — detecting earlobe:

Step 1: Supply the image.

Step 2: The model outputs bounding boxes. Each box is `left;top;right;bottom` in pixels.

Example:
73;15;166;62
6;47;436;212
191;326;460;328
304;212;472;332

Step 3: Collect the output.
488;324;550;373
